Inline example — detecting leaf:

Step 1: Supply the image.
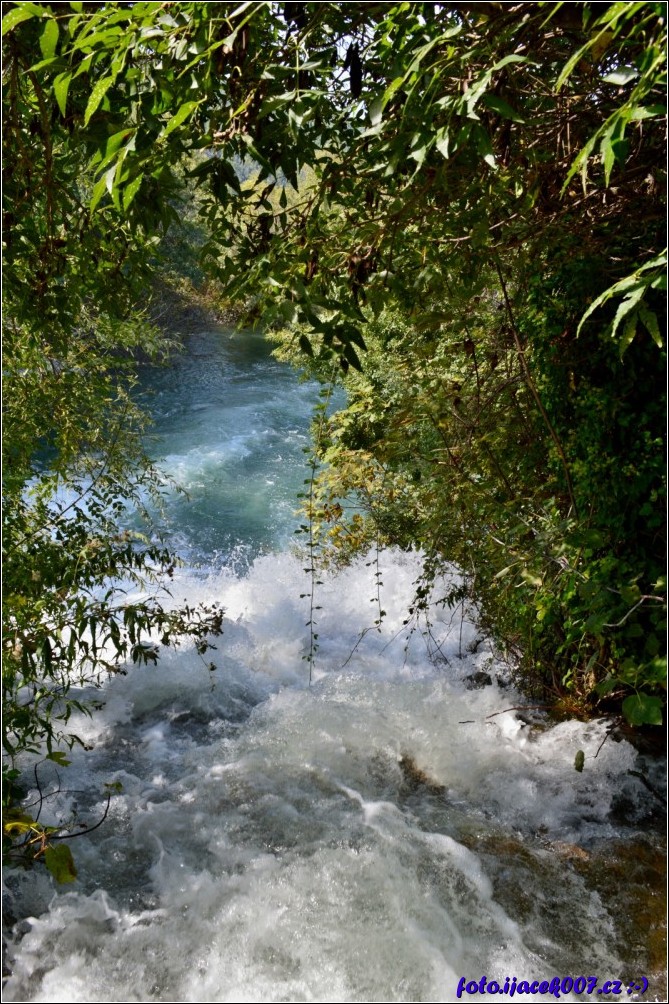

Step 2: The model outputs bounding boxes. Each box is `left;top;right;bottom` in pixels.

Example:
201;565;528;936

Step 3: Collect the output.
618;313;637;356
53;72;71;117
104;162;117;195
3;819;34;835
494;563;519;579
435;126;449;159
3;809;36;827
2;5;42;35
159;100;201;141
630;104;666;120
491;54;531;72
556;28;613;90
123;174;143;211
381;76;405;107
622;693;663;726
346;327;366;350
574;750;585;772
89;174;108;212
595;677;620;696
576;251;667;337
368;96;384;126
342;342;362;372
637;305;663;348
298;334;314;357
46;751;71;767
482;94;524;122
84;77;115;127
602;66;638;86
645;657;667;686
39;17;59;60
44;843;78;884
601;131;616;185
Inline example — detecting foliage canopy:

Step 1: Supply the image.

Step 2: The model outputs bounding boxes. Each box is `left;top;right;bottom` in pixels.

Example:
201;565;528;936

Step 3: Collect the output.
2;0;666;872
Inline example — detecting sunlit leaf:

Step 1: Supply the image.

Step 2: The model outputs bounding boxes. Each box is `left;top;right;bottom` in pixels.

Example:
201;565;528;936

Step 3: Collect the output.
2;5;43;35
53;72;71;117
84;76;115;126
602;66;638;86
39;17;59;59
159;100;201;141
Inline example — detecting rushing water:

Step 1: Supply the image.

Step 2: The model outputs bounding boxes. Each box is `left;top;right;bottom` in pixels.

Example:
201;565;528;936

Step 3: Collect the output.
4;329;666;1003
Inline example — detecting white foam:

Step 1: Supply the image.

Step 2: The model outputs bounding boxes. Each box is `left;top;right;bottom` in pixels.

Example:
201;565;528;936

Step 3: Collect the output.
4;549;661;1003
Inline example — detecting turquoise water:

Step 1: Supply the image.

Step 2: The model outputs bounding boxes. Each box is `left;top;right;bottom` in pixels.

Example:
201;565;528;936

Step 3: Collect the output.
133;328;323;567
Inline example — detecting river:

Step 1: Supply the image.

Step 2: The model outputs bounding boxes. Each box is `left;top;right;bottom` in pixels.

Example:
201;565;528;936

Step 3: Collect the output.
3;328;666;1002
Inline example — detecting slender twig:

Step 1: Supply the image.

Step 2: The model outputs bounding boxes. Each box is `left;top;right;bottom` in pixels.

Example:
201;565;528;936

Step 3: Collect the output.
304;364;338;682
627;770;667;806
486;704;552;718
49;793;113;841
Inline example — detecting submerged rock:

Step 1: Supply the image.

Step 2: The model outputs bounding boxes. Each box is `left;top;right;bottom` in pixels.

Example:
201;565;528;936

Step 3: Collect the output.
463;670;493;689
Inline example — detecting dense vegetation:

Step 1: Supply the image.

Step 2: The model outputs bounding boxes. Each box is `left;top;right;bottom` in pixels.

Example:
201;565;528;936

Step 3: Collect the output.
2;2;666;873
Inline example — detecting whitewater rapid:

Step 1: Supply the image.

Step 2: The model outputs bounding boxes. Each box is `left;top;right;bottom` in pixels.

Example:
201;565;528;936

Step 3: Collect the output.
3;330;665;1003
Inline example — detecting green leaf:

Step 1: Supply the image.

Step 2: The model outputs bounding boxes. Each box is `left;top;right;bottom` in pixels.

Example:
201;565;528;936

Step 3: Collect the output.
622;693;663;726
84;76;115;127
2;5;42;35
103;128;134;160
381;76;405;107
630;104;666;120
46;751;71;767
637;305;663;348
44;843;78;884
89;174;108;212
576;251;667;337
435;126;450;159
595;677;620;696
574;750;585;772
39;17;59;60
601;131;616;185
3;809;36;827
619;313;637;356
160;100;201;140
645;657;667;686
491;54;531;72
620;583;641;605
53;72;72;117
482;94;524;122
123;174;143;211
556;26;612;90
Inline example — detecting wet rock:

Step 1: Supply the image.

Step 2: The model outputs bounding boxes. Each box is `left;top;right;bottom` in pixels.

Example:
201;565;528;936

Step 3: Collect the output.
398;754;446;796
575;836;667;996
463;670;493;690
548;840;590;862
